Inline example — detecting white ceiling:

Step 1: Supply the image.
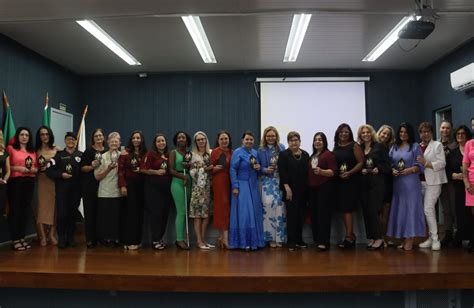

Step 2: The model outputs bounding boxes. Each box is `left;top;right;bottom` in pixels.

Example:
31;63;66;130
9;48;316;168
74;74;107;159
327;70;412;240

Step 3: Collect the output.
0;0;473;75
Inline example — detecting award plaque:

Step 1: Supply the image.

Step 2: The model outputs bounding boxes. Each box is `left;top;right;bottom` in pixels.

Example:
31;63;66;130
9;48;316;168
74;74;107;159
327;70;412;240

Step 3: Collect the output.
130;156;139;172
269;152;279;167
38;155;47;169
65;163;73;175
160;160;168;170
311;156;319;169
203;152;210;166
218;152;226;168
183;151;192;168
365;157;374;171
249;155;257;169
339;162;348;174
110;150;119;164
95;152;102;165
397;159;406;171
25;156;33;170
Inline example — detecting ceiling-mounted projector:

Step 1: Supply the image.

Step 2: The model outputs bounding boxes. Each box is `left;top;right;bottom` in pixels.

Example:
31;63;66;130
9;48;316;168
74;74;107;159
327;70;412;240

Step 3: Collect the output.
398;20;435;39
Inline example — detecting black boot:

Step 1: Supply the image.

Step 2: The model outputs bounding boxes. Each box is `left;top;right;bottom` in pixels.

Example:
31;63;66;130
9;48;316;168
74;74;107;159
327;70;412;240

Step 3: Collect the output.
441;230;453;248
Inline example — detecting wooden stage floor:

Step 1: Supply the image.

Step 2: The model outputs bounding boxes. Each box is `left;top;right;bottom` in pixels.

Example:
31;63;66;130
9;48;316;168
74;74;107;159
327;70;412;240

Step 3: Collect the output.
0;242;473;293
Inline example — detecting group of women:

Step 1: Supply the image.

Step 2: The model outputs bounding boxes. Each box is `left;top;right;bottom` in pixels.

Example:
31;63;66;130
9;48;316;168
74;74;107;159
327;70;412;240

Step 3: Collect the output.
1;119;473;252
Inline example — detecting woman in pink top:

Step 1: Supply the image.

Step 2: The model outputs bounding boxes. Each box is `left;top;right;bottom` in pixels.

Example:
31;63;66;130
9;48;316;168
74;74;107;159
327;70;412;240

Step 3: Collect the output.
462;138;474;252
7;127;38;251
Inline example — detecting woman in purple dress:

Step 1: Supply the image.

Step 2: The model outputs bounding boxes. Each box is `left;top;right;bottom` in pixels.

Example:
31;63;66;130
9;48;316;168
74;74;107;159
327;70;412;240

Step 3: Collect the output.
387;123;425;250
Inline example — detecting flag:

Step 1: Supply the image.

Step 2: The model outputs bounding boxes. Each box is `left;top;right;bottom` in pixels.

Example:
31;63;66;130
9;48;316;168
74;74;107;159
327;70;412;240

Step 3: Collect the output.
76;105;88;218
2;91;16;146
42;92;50;127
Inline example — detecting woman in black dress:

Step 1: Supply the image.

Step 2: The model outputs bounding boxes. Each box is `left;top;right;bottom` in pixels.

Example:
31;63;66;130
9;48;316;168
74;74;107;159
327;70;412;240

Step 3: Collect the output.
80;128;106;248
0;130;10;219
446;125;473;249
333;123;364;249
277;131;309;251
358;124;391;250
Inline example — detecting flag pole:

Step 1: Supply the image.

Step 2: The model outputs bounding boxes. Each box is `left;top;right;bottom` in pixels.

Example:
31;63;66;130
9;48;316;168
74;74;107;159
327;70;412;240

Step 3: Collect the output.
76;105;88;149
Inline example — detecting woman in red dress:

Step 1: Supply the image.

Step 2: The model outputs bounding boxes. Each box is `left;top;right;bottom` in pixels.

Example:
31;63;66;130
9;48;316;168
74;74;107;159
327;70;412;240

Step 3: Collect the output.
210;130;233;248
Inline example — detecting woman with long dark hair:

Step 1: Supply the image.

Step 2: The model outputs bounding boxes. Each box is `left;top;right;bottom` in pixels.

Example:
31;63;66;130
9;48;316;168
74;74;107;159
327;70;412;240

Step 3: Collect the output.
169;131;192;250
333;123;364;249
387;123;425;251
118;130;146;250
210;130;232;249
7;127;38;250
307;132;336;251
35;125;59;246
141;133;173;250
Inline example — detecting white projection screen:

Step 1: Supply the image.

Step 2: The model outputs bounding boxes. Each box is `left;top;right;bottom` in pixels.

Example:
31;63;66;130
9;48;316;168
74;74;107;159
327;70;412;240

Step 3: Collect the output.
260;81;366;152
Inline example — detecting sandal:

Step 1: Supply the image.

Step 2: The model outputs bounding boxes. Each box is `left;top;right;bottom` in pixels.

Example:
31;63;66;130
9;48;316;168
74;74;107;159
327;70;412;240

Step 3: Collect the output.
20;239;32;249
338;236;356;249
153;241;165;250
12;240;26;251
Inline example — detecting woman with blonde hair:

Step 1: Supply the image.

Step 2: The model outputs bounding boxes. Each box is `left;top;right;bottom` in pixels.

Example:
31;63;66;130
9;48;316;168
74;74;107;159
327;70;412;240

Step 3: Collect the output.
358;124;391;250
189;131;214;249
258;126;286;247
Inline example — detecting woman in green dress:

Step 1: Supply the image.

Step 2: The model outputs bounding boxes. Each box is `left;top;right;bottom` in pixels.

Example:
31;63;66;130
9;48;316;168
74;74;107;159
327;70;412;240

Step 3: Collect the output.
169;131;192;250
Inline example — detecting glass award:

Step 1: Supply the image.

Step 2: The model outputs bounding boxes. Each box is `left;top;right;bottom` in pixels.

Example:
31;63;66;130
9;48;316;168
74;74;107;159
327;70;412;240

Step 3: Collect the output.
365;157;374;171
203;152;210;166
339;162;348;174
95;152;102;165
65;163;73;175
160;160;168;170
183;151;192;168
269;152;279;167
311;156;319;169
25;156;33;170
38;155;47;169
249;155;257;169
130;156;139;172
218;152;226;168
397;159;406;171
110;150;119;164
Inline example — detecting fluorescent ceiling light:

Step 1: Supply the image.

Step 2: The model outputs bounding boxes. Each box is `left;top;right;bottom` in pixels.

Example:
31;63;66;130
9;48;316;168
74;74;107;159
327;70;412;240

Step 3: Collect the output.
284;14;312;62
362;15;420;62
76;19;141;66
181;15;216;63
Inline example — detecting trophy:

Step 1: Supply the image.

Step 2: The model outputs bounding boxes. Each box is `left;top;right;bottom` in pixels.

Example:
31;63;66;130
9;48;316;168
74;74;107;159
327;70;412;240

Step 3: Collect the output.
365;157;374;172
249;155;257;169
203;152;210;166
65;163;73;175
160;160;168;170
183;151;192;168
95;152;102;165
110;150;119;164
38;155;47;170
269;152;279;168
339;162;348;174
25;156;33;170
130;156;139;172
396;159;406;171
311;156;319;169
218;152;226;168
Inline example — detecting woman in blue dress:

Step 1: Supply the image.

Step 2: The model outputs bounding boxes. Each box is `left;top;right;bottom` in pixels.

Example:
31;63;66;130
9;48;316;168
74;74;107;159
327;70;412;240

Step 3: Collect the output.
258;126;286;248
387;122;425;250
229;131;265;250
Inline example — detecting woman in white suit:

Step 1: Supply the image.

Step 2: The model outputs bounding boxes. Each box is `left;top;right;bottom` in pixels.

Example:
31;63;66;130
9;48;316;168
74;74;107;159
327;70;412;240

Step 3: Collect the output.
416;122;447;250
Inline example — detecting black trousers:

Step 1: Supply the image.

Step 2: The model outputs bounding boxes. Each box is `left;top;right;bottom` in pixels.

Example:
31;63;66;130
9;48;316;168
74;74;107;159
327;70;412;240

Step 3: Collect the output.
123;178;144;245
144;179;172;243
82;179;99;244
361;174;385;239
453;182;474;241
285;192;307;245
56;180;82;244
309;181;334;246
7;177;34;241
97;197;123;241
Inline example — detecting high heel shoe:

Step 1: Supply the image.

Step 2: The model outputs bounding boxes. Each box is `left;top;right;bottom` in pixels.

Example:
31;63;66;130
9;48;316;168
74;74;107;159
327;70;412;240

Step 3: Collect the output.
175;241;190;250
12;240;26;251
20;239;31;249
338;235;356;249
368;240;385;251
